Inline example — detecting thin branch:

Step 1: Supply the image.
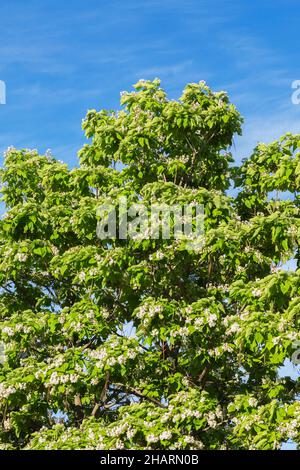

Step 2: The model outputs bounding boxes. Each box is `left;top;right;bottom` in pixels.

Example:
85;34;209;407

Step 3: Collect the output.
114;383;167;409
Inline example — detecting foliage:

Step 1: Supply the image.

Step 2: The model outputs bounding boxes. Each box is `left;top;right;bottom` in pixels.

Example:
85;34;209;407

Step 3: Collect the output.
0;79;299;450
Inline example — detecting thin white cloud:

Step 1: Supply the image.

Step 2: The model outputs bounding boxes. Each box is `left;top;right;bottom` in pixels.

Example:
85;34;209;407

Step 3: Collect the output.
233;109;300;161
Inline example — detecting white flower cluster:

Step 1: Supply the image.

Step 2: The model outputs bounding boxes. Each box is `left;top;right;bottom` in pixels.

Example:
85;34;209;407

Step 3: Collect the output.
272;336;281;345
62;317;91;333
149;250;165;261
231;415;252;432
127;428;136;439
0;383;16;400
44;355;65;368
15;252;28;262
287;225;297;237
182;435;204;449
208;342;233;357
171;409;202;422
4;146;16;156
89;340;139;369
135;302;164;327
100;307;110;319
160;430;172;440
89;348;108;365
86;309;95;320
184;306;219;330
170;326;189;339
270;264;280;273
285;331;298;341
278;415;300;440
1;326;14;337
207;312;218;327
226;322;241;335
248;397;258;407
88;268;98;276
106;422;129;438
3;418;11;430
206;411;218;428
38;355;85;388
2;324;31;337
146;434;159;443
252;288;262;297
48;371;80;385
236;265;246;274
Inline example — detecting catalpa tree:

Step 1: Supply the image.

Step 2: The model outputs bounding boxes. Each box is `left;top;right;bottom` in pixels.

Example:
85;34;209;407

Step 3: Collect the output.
0;79;299;450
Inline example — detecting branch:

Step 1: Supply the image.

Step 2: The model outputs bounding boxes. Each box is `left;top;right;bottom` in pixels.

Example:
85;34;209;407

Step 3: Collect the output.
91;371;110;416
198;365;209;385
114;383;167;409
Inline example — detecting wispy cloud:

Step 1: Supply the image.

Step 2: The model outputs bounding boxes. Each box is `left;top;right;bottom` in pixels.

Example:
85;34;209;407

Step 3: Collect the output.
137;60;193;79
233;107;300;161
0;0;298;170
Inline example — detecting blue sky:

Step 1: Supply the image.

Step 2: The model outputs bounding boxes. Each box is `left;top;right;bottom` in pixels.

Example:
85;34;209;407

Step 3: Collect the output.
1;0;300;166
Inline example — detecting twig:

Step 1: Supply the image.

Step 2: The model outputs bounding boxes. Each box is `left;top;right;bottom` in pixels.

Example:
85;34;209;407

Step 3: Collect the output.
114;383;167;409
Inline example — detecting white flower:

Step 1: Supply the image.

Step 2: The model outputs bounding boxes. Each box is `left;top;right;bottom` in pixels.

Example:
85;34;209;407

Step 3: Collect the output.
91;349;108;361
49;372;60;385
222;343;233;352
4;146;15;156
2;326;14;337
127;349;137;359
16;253;27;262
87;310;95;320
227;322;241;334
183;435;198;444
208;313;217;327
69;374;79;384
52;245;60;257
146;434;159;443
0;383;16;400
271;264;280;273
155;251;164;260
206;412;217;428
3;418;11;430
248;397;258;407
272;337;281;345
115;440;124;449
89;268;98;276
287;332;297;340
144;421;153;428
179;326;189;336
252;288;262;297
278;319;287;332
194;317;204;327
101;308;110;319
287;226;297;237
160;430;172;440
107;357;117;367
126;429;135;439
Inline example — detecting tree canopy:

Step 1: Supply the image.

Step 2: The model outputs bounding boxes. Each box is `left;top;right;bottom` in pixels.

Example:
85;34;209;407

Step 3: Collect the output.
0;79;299;450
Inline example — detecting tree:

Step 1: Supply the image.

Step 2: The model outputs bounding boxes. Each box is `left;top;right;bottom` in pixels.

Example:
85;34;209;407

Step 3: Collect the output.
0;79;299;450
